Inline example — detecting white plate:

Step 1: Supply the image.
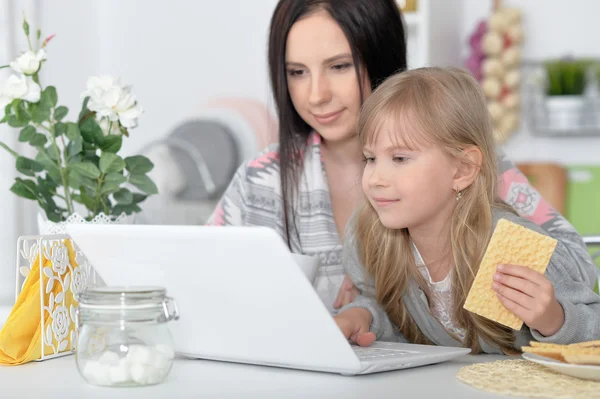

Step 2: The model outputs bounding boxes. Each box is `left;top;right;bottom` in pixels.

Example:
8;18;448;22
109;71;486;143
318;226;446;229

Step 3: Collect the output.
522;353;600;381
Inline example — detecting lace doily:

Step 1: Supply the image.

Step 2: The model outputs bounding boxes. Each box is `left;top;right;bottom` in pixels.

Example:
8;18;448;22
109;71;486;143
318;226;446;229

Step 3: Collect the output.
456;359;600;398
38;212;133;235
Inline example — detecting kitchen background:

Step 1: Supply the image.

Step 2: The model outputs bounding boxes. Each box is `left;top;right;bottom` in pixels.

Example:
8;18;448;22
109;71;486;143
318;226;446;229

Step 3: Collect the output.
1;0;599;304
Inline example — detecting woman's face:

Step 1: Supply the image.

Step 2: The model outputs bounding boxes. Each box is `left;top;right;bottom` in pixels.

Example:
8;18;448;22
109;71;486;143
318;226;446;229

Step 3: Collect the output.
285;10;371;144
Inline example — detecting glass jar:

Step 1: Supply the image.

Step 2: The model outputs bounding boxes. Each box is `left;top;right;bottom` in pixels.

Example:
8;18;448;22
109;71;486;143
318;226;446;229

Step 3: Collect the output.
75;286;179;387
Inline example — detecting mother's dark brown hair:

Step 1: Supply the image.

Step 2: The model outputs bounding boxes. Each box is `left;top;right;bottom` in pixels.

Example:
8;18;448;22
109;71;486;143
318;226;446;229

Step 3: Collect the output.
268;0;407;247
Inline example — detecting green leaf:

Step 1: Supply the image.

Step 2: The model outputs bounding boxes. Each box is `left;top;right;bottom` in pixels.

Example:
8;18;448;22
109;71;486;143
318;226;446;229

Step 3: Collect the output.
30;133;47;147
36;149;61;182
13;99;27;124
37;176;57;195
70;162;101;179
67;170;96;192
54;106;68;121
42;86;58;108
99;153;126;174
45;144;60;161
100;182;121;195
113;188;133;204
105;172;127;185
125;156;154;175
65;122;81;140
18;126;36;142
132;193;148;204
54;122;66;137
82;153;100;166
16;156;43;177
79;187;96;210
10;179;37;200
8;115;28;128
129;174;158;195
82;141;95;151
67;137;83;159
1;103;11;123
101;135;122;153
80;117;104;145
113;203;141;216
79;97;90;121
30;103;51;124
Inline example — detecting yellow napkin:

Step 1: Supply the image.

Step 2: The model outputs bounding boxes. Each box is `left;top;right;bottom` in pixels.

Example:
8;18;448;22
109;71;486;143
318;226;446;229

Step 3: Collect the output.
0;240;79;365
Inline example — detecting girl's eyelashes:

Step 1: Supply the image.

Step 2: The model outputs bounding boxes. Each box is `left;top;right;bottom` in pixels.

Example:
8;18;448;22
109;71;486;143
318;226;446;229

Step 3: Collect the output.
393;156;408;163
362;155;375;164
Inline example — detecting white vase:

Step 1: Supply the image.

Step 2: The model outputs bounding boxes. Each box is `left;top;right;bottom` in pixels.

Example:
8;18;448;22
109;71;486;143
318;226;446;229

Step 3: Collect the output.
37;212;135;235
545;95;585;131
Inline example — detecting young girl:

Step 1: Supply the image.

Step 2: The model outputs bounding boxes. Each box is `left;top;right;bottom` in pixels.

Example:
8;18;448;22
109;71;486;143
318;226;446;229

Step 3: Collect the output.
335;67;600;354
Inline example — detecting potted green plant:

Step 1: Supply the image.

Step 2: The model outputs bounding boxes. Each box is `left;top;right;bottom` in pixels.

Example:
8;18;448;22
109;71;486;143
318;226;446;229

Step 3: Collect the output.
0;17;157;233
544;59;593;130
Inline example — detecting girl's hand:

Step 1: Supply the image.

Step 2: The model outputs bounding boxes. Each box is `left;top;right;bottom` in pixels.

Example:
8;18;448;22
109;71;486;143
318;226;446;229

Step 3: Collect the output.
333;275;360;309
334;308;376;347
492;264;565;336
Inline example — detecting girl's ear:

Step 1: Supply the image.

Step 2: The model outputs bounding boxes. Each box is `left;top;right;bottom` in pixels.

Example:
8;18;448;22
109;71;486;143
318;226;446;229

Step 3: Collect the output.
453;146;482;191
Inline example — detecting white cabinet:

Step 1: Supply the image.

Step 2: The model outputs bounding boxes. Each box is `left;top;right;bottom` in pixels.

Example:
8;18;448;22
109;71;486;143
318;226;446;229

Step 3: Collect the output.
400;0;463;70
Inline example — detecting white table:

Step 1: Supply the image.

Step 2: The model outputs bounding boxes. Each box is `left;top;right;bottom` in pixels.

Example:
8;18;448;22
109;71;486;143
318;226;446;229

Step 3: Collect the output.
0;354;516;398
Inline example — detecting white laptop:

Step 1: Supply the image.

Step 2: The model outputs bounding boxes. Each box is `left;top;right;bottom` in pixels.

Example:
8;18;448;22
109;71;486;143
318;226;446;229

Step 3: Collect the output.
66;224;470;375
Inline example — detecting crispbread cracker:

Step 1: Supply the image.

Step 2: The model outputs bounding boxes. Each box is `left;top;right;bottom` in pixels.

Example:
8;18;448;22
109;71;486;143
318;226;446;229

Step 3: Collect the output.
522;345;566;362
523;341;600;364
463;219;557;330
570;340;600;348
562;347;600;366
529;341;565;348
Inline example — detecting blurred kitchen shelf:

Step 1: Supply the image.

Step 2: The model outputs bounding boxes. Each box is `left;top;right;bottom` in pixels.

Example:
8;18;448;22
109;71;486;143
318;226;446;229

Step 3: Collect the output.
502;129;600;165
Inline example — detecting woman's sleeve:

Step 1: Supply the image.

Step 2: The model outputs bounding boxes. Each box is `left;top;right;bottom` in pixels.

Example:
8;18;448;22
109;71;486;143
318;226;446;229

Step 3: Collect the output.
205;144;282;226
205;163;249;226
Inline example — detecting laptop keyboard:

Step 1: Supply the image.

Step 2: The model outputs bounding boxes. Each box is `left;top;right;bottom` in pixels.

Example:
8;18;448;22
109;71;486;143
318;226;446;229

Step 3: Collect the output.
352;346;414;360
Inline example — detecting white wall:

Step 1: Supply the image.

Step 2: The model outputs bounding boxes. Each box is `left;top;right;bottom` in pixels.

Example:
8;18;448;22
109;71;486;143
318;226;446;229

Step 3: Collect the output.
460;0;600;61
0;0;18;305
459;0;600;165
39;0;279;157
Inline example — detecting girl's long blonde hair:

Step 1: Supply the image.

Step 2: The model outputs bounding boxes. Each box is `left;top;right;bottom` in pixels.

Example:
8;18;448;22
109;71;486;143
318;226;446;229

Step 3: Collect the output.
356;67;516;354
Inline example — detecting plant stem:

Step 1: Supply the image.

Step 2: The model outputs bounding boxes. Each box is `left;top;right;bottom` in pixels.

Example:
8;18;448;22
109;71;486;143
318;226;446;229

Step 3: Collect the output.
92;173;105;216
47;120;74;215
0;141;19;158
36;123;52;134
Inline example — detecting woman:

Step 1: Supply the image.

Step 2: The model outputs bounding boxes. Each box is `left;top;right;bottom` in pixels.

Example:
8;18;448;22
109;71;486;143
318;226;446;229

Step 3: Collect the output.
207;0;591;315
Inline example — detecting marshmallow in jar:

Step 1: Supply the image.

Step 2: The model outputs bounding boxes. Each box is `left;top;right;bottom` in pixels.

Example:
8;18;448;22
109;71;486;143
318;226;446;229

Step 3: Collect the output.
76;286;179;387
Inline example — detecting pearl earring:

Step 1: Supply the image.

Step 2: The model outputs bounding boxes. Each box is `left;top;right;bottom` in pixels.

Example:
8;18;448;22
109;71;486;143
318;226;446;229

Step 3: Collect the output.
455;187;463;201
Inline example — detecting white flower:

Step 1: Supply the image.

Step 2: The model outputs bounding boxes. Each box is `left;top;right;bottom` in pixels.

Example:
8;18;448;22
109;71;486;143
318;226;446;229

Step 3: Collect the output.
0;74;41;106
51;305;70;342
10;49;46;75
81;75;144;130
97;116;123;136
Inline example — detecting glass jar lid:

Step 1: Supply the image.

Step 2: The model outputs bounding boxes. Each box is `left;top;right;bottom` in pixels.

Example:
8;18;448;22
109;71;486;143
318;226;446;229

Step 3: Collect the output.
78;286;179;322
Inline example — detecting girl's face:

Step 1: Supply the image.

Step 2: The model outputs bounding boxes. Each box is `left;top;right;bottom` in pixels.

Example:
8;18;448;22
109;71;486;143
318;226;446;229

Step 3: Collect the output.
361;116;459;232
285;10;371;144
